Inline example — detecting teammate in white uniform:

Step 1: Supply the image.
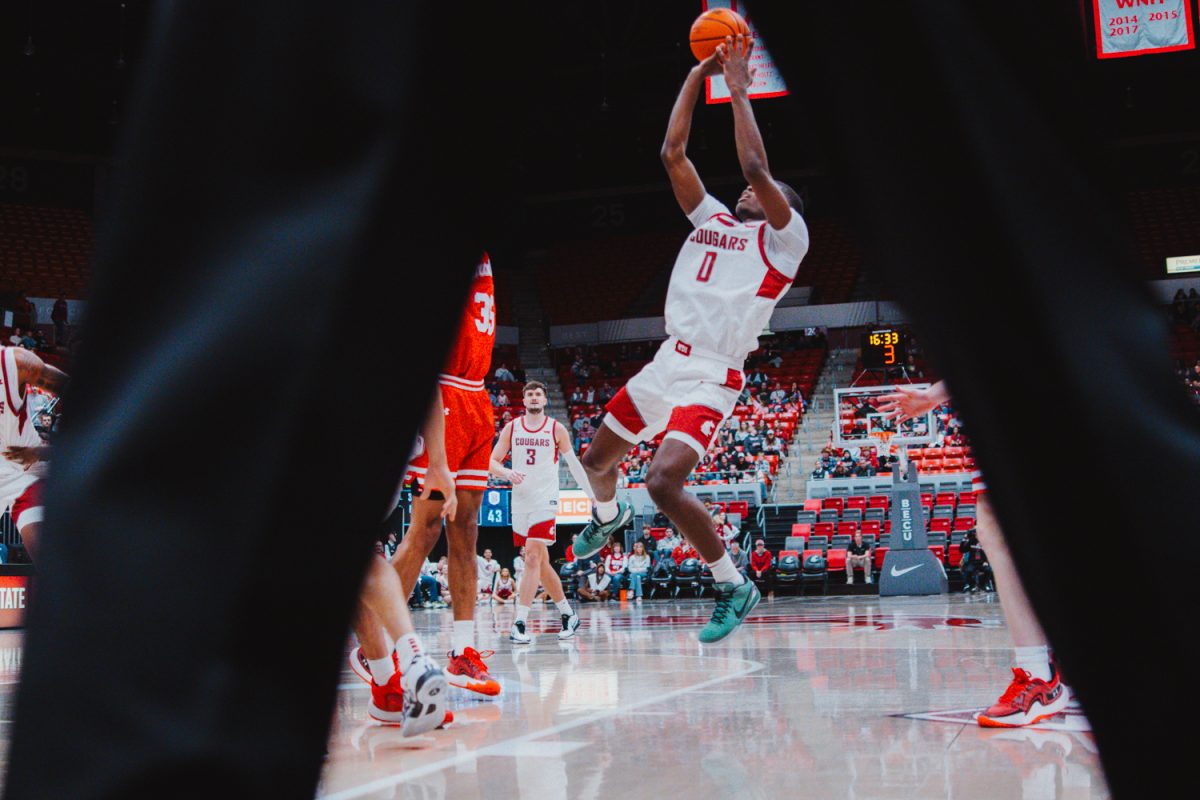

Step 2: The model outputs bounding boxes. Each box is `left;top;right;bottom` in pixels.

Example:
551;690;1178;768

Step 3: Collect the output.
0;346;69;560
489;381;592;644
575;36;809;644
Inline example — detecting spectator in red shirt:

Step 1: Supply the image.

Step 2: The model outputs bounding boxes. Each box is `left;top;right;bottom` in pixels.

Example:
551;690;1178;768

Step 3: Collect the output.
749;539;774;598
672;541;698;567
565;533;579;563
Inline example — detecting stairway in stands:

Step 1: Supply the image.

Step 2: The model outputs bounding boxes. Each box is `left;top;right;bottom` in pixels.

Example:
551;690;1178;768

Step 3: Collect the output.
770;347;860;503
505;267;578;487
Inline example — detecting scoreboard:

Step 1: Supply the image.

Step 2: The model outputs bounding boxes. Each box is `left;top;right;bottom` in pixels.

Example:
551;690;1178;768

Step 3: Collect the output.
861;329;907;369
397;488;511;527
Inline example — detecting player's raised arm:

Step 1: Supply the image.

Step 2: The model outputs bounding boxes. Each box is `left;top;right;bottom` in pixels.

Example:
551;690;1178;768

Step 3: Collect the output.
488;421;524;485
12;348;69;397
722;35;792;231
555;421;596;499
661;49;725;215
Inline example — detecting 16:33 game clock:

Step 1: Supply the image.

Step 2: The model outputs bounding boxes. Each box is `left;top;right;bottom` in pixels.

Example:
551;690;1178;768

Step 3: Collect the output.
861;329;907;369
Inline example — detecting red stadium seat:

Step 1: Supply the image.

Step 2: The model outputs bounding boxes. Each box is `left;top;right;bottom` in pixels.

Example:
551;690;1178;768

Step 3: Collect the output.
861;520;881;537
822;497;844;513
779;550;800;560
873;547;889;569
952;517;975;531
957;491;977;506
947;543;962;567
868;495;889;509
803;499;822;512
935;492;957;507
791;523;811;539
814;522;835;538
928;545;945;563
930;518;951;533
845;496;867;511
836;521;858;537
826;548;847;571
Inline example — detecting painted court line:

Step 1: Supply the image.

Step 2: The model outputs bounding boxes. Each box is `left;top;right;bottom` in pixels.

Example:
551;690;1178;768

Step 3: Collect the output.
319;658;764;800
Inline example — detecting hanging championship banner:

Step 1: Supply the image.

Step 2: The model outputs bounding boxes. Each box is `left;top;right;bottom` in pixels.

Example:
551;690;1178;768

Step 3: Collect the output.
702;1;789;104
1093;0;1195;59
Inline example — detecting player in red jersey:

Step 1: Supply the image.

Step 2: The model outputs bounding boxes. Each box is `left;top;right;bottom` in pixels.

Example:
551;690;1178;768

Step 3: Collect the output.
879;382;1070;727
0;347;69;561
388;254;501;697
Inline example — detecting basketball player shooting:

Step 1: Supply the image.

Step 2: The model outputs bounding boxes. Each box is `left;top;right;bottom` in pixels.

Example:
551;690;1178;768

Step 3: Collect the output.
576;35;810;643
488;381;591;645
878;382;1070;726
0;346;69;561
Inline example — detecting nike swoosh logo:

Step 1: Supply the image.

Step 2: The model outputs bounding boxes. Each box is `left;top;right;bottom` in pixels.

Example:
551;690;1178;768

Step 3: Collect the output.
890;564;924;577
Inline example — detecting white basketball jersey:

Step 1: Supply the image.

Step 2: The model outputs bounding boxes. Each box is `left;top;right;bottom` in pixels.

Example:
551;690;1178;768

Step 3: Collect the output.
510;415;561;508
664;194;810;363
0;348;42;499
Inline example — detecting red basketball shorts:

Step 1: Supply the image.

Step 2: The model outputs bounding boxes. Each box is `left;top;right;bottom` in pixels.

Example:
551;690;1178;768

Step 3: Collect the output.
405;384;495;492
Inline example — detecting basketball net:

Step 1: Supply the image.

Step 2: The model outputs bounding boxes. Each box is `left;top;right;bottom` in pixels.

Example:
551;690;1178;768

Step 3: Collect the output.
868;429;894;452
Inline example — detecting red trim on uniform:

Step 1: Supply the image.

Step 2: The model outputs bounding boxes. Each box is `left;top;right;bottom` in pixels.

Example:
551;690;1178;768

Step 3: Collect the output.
675;340;692;357
723;369;744;392
755;224;793;300
552;420;560;463
605;387;647;435
12;481;41;529
513;518;557;547
520;415;549;434
665;405;726;451
17;402;27;436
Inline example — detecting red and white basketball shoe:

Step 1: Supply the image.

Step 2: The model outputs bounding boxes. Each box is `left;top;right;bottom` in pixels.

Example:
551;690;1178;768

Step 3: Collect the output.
368;670;452;736
977;666;1068;728
446;647;501;697
349;646;397;685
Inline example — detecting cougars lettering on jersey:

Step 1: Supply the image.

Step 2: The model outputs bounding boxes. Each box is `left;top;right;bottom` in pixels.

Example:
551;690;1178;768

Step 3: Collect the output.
438;253;495;391
510;415;562;545
665;194;810;363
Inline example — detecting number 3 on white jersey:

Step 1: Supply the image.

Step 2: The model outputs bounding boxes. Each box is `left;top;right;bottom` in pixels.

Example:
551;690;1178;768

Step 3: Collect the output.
474;292;495;334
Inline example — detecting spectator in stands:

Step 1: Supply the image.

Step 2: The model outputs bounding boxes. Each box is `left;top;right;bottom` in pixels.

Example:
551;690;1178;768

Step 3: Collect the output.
577;564;612;602
769;383;786;404
569;388;584;405
7;328;23;346
747;369;768;389
734;419;751;444
52;296;69;345
763;430;784;456
852;457;876;477
750;540;773;597
831;461;851;478
604;541;627;594
960;529;993;592
583;386;595;405
513;545;526;582
672;540;699;567
496;388;510;408
565;533;580;563
415;558;444;608
598;382;615;403
846;531;872;584
626;541;651;600
19;330;36;349
436;557;452;606
477;547;500;600
728;540;748;572
767;352;783;369
636;529;659;564
571;354;589;380
810;463;828;479
714;510;738;547
494;363;515;382
658;526;681;556
744;427;764;455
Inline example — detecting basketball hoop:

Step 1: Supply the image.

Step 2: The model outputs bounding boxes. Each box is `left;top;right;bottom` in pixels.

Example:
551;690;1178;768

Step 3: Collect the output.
868;429;895;453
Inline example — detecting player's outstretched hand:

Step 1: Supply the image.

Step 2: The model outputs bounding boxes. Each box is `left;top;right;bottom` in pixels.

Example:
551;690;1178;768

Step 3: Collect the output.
721;34;756;94
876;385;937;422
3;446;40;468
507;469;526;486
422;462;458;521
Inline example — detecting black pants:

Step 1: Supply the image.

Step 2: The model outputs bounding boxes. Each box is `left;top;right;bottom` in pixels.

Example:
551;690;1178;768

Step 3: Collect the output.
4;3;519;798
746;2;1200;794
750;568;774;594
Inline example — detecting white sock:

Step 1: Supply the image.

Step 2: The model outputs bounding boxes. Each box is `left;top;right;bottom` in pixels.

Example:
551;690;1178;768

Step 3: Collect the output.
709;553;745;586
396;634;425;671
516;605;531;624
452;620;475;656
1014;645;1052;681
594;498;618;524
367;655;396;685
556;599;574;616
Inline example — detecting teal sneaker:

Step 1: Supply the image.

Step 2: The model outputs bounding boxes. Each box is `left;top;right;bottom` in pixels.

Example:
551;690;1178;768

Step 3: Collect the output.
573;501;633;560
698;580;760;644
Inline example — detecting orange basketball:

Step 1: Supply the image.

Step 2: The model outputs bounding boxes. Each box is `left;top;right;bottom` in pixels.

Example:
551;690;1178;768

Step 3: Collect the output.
689;8;750;62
